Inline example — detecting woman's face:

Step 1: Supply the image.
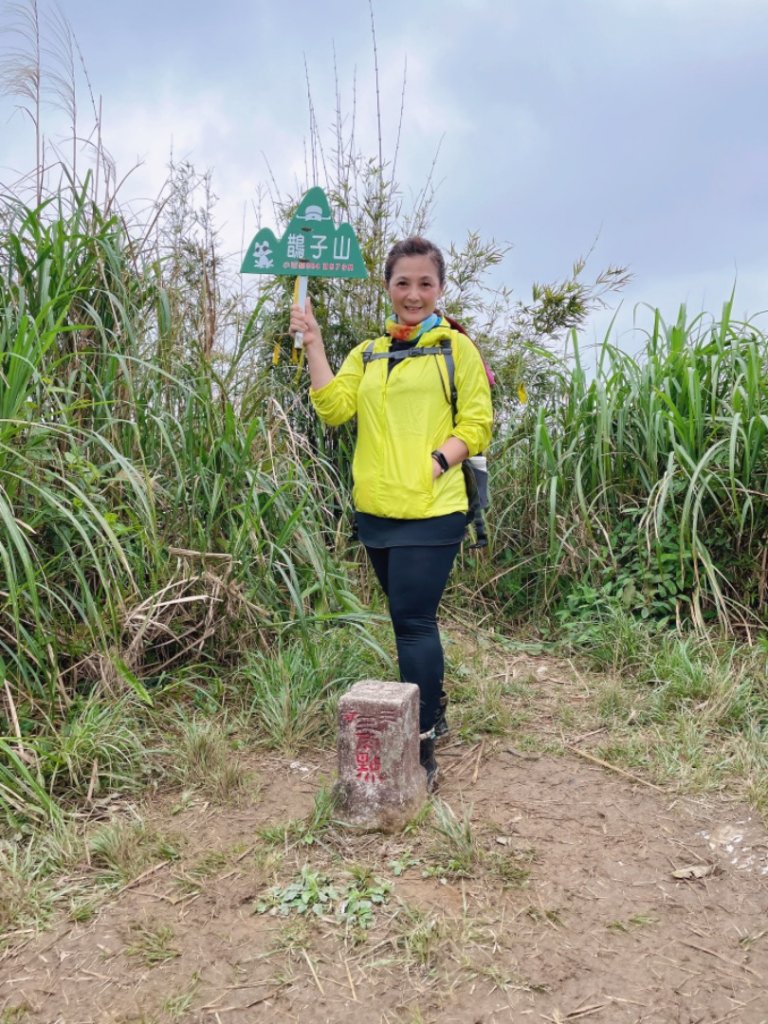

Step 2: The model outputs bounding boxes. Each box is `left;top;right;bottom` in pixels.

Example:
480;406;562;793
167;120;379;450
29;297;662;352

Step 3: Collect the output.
386;254;443;326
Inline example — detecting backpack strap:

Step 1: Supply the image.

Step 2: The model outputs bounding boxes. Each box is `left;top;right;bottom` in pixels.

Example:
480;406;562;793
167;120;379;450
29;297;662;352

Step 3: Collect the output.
362;336;458;422
441;341;457;423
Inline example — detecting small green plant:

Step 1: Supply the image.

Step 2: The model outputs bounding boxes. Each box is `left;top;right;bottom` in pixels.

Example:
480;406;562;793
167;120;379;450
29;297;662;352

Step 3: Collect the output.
453;677;517;741
255;865;391;929
87;819;179;884
336;867;391;930
126;922;180;966
556;512;689;633
465;962;531;993
737;928;767;949
489;848;533;888
607;913;656;932
388;849;422;876
446;655;517;738
556;598;657;673
68;898;98;923
188;850;230;879
597;682;632;723
300;785;338;843
163;974;201;1019
0;1007;31;1023
557;705;577;729
258;785;337;847
402;800;433;835
526;906;563;926
43;694;150;800
0;840;56;936
424;800;481;878
255;867;339;918
169;716;247;802
394;905;444;967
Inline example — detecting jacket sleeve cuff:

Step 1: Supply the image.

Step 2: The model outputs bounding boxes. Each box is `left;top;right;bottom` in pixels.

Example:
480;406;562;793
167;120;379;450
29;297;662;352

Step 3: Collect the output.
452;427;490;457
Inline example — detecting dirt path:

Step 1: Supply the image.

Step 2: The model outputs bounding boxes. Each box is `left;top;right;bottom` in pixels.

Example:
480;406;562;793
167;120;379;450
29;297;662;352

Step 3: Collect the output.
2;655;768;1023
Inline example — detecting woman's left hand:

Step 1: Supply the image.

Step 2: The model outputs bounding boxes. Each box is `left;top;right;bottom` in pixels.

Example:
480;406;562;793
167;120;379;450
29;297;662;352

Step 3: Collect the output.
431;439;469;481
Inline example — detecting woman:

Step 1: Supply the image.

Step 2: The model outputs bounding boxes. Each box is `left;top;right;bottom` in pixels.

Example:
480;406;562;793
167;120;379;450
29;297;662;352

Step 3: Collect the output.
289;236;493;790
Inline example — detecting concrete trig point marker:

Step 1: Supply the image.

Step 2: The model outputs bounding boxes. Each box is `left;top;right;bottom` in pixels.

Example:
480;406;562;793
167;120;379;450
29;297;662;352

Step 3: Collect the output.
335;681;426;831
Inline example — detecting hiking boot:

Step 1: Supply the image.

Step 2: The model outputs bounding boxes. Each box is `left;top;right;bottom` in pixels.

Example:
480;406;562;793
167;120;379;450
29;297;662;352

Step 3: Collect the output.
420;736;439;793
434;696;450;745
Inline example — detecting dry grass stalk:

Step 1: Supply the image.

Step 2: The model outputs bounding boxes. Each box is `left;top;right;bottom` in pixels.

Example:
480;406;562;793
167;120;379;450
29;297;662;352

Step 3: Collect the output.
567;745;666;792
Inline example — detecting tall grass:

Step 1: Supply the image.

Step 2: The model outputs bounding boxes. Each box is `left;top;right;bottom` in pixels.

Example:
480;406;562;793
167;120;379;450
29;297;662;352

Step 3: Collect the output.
486;300;768;633
0;2;491;832
0;186;366;830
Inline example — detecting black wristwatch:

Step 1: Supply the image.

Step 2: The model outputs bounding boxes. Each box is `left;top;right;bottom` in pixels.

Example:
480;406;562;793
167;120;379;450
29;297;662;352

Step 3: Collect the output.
431;450;450;474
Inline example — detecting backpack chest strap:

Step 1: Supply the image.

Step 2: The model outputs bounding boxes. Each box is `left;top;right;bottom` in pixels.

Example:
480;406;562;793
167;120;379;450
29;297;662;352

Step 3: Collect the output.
362;340;457;419
362;345;450;363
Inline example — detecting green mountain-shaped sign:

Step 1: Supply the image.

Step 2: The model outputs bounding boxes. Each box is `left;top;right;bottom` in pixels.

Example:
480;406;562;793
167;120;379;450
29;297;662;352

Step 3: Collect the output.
241;187;368;279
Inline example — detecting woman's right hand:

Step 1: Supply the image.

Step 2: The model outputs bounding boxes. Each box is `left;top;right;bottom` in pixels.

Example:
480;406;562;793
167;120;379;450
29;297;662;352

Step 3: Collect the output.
289;296;324;352
289;296;335;390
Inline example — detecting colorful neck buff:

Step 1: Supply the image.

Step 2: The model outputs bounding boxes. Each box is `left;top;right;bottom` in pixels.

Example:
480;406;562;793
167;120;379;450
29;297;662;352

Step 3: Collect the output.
385;312;442;342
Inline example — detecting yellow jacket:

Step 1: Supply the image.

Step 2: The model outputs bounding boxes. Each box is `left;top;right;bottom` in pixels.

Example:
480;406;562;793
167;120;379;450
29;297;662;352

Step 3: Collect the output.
310;324;493;519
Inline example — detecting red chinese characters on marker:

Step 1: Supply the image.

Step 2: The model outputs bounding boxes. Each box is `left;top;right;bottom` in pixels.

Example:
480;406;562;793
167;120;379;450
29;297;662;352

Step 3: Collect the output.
354;735;381;784
341;709;400;783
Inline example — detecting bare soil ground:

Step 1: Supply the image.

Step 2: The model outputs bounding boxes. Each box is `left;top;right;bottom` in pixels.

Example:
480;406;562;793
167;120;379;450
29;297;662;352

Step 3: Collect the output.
2;651;767;1024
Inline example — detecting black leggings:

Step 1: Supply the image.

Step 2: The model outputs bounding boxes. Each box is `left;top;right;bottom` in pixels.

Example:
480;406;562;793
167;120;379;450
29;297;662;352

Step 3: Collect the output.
365;543;460;732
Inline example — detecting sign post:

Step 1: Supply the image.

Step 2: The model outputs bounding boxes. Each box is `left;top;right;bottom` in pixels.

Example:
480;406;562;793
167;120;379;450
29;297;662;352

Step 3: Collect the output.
241;187;368;353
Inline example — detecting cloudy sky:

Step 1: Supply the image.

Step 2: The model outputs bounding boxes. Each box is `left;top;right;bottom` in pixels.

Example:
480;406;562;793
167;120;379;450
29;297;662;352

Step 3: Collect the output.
2;0;767;348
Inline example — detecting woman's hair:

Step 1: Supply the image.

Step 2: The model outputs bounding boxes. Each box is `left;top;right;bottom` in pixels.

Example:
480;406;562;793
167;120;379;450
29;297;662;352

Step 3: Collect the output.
384;236;446;287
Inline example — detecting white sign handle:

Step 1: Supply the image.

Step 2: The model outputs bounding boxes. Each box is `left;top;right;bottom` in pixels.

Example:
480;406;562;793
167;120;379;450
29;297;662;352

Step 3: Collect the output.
294;275;308;350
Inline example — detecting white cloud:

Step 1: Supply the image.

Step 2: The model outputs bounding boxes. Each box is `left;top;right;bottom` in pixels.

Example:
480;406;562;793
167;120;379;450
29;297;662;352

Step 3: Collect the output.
1;0;766;334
